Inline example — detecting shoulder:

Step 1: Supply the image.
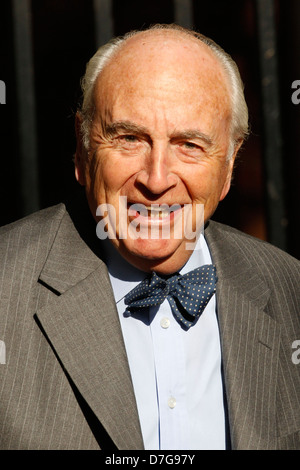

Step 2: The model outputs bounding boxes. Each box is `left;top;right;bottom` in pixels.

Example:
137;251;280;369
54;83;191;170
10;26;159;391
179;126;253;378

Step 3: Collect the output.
206;219;300;283
206;220;300;333
0;203;67;269
0;203;66;238
206;219;299;261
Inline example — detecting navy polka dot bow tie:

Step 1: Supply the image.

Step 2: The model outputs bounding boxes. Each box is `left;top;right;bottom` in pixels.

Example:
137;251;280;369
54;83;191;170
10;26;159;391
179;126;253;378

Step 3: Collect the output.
124;265;218;329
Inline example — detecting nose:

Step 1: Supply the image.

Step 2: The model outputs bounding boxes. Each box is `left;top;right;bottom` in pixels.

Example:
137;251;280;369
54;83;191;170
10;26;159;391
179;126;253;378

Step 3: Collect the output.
136;143;178;195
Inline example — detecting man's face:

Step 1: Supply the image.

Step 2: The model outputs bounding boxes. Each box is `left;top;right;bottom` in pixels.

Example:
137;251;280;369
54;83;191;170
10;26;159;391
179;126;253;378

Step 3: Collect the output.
75;31;238;274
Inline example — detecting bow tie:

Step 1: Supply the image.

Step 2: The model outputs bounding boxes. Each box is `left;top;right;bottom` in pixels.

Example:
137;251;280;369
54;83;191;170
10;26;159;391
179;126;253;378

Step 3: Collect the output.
124;265;217;329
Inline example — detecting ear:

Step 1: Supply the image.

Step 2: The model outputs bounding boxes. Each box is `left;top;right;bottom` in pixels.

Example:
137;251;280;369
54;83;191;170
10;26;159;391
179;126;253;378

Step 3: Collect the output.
74;112;87;186
219;140;243;201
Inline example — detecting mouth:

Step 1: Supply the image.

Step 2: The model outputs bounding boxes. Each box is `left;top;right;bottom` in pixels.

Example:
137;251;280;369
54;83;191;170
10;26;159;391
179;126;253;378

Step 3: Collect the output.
127;202;183;223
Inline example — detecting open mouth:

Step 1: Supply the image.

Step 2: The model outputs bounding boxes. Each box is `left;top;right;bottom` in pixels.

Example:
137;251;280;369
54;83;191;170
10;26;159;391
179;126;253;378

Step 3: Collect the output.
127;203;183;222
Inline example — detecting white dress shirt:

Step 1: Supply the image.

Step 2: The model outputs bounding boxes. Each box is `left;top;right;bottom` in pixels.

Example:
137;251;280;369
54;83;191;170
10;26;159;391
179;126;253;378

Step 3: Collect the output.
103;236;226;450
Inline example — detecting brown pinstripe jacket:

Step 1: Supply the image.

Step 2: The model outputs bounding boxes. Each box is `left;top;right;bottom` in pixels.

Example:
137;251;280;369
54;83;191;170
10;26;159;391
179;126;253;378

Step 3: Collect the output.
0;202;299;449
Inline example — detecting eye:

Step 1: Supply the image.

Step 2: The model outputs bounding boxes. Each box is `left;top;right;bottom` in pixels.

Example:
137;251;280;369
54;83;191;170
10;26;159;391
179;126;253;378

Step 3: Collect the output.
180;141;204;154
114;133;147;153
115;134;142;149
183;142;199;149
174;140;206;161
120;134;139;143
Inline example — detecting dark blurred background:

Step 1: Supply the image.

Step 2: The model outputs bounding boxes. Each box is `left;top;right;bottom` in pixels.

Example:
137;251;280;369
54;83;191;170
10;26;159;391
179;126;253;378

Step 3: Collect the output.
0;0;299;258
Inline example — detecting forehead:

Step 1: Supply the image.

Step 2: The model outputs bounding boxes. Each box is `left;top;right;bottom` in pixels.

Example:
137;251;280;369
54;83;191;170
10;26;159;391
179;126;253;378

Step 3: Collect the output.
93;30;231;120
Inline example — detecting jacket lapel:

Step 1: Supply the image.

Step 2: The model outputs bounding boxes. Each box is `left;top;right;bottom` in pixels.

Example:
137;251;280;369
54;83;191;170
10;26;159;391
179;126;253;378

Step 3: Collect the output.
205;221;281;450
35;209;144;450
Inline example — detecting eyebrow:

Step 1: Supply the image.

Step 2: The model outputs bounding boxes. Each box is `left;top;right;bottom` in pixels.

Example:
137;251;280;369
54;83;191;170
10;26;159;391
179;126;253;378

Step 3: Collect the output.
170;129;213;147
104;121;149;138
104;120;213;147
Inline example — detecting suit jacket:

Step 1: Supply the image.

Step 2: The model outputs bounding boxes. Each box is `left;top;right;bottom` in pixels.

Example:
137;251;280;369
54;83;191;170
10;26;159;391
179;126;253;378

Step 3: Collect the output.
0;201;299;450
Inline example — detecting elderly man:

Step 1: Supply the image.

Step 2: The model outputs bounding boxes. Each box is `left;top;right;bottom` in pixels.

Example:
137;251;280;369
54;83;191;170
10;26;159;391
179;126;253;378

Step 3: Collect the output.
0;24;299;451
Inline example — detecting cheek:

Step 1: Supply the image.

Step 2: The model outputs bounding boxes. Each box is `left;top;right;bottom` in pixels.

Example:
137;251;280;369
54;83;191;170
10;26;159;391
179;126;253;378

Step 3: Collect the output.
186;162;229;204
86;151;138;202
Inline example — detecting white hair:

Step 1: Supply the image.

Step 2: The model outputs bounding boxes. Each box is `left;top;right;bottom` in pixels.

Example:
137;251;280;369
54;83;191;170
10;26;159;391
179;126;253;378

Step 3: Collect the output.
78;24;249;158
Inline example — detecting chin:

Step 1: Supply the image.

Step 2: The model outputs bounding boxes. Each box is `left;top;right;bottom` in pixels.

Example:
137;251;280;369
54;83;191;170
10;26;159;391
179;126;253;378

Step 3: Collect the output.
118;238;190;274
129;237;180;257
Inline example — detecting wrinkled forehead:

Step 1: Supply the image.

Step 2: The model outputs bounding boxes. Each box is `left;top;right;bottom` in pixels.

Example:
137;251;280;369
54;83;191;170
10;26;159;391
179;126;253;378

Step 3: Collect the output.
93;29;231;114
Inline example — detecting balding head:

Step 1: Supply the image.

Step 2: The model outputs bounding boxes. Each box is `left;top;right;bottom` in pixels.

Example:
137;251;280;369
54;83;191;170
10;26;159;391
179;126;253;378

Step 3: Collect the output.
78;25;248;158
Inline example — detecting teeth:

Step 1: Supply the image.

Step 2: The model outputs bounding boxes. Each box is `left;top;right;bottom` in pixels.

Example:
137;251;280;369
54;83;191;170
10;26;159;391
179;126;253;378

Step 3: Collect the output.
148;209;169;218
128;204;182;218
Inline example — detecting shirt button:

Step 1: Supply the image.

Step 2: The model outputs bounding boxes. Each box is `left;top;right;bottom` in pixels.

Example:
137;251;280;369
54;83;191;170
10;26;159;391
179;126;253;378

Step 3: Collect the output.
168;397;176;409
160;317;170;329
